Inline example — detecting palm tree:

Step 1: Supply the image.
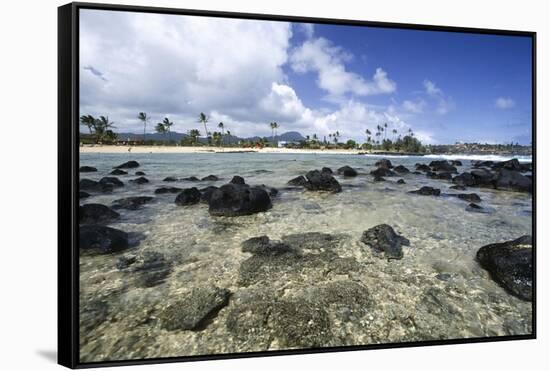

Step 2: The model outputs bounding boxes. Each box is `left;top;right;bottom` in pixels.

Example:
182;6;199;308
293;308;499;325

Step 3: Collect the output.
384;123;388;140
163;117;173;143
188;129;200;145
392;129;398;141
80;114;96;135
218;122;225;146
198;112;209;140
272;122;279;140
94;116;115;143
155;122;167;143
138;112;148;144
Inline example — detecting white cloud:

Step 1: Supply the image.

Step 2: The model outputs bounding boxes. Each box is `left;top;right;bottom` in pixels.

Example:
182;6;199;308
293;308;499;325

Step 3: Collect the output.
495;97;515;109
290;37;396;99
300;23;315;39
402;99;425;113
422;79;454;115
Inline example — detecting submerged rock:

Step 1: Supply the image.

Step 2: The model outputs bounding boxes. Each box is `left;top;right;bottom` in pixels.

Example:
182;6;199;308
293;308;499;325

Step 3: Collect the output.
393;165;410;174
370;167;396;177
154;186;182;194
208;183;272;216
241;236;294;256
456;193;481;203
360;224;410;260
110;169;127;176
135;171;146;176
132;251;173;288
415;163;431;172
199;186;218;203
79;225;129;253
466;203;488;213
429;160;457;173
493;158;521;171
160;286;231;331
452;172;476;187
373;175;385;182
130;176;149;185
112;196;154;210
79;191;90;199
79;203;120;224
337;165;358;177
201;175;219;181
375;159;393;169
321;167;333;174
163;176;178;182
476;236;533;301
470;168;494;187
79;166;97;173
396;179;406;184
450;185;467;190
428;171;453;181
230;175;245;185
181;176;200;181
304;170;342;193
80;178;112;193
175;188;201;206
114;160;140;169
99;176;124;188
449;160;463;166
408;186;441;196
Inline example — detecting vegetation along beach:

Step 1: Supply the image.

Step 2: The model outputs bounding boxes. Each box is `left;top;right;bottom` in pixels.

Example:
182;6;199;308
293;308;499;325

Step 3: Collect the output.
78;9;533;363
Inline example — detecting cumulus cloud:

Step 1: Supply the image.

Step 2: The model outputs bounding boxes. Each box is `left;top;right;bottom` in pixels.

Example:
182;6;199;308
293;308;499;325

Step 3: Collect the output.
495;97;515;109
423;79;454;115
290;37;396;99
402;99;425;113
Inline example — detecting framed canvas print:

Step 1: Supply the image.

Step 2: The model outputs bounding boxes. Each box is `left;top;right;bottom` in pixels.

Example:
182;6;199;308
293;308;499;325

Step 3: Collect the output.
58;2;536;368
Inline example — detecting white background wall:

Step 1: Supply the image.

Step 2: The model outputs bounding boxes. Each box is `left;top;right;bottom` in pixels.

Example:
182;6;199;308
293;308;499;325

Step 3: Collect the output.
0;0;546;369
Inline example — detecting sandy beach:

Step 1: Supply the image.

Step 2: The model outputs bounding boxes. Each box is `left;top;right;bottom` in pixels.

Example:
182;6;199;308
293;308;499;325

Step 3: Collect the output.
79;144;364;155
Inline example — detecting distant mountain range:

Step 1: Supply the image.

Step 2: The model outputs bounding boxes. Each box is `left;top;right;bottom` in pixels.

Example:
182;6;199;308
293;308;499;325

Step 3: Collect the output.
95;131;306;143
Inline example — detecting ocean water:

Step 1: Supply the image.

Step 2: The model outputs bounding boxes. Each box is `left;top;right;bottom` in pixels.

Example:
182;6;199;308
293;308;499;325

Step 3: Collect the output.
78;152;533;362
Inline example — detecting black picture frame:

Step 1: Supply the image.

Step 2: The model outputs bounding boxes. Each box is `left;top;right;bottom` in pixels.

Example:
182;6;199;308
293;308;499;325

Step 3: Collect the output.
58;2;537;368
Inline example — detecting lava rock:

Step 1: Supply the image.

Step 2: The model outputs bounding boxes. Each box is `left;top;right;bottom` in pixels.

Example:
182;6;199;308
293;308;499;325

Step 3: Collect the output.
493;169;532;193
375;159;393;169
241;236;294;256
163;176;178;182
452;172;476;187
154;186;182;194
79;203;120;224
397;179;406;184
130;176;149;185
337;165;358;177
114;160;140;169
409;186;441;196
494;159;521;171
470;169;494;187
429;160;457;173
135;171;146;176
79;191;90;199
370;167;396;177
287;175;308;187
304;170;342;193
456;193;481;203
449;160;463;166
393;165;410;174
79;225;129;253
208;183;272;216
112;196;154;210
476;236;533;301
321;167;333;174
99;176;124;188
415;163;431;172
79;166;97;173
202;175;219;181
450;185;467;190
110;169;127;176
132;251;173;288
199;186;218;203
230;175;246;185
360;224;410;260
175;188;201;206
160;286;231;331
79;179;100;191
373;175;385;182
181;176;200;181
116;255;137;270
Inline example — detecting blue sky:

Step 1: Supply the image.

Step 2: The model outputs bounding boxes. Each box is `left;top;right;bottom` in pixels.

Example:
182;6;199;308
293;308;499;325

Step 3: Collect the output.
80;10;533;144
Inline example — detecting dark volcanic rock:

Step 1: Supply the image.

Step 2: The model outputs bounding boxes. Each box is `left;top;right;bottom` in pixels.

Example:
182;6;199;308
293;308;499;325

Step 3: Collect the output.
466;203;485;213
208;183;272;216
230;175;245;185
450;185;467;190
135;171;146;176
373;175;385;182
321;167;333;174
79;225;129;253
493;169;532;193
393;165;410;174
175;188;201;206
375;159;393;169
114;160;140;169
494;159;521;171
241;236;294;256
415;163;431;172
337;165;358;177
449;160;463;166
360;224;410;260
112;196;154;210
456;193;481;203
472;160;494;168
281;232;341;251
304;170;342;193
201;175;219;181
429;160;457;173
154;186;182;194
79;191;90;199
130;176;149;185
519;162;532;173
163;176;178;182
199;186;218;203
287;175;308;187
397;179;406;184
428;171;453;180
80;203;120;224
181;176;200;181
160;286;231;331
476;236;533;301
409;186;441;196
452;172;476;187
110;169;127;176
132;251;173;288
116;255;137;270
79;166;97;173
370;167;396;177
470;168;494;187
79;179;100;191
99;176;124;188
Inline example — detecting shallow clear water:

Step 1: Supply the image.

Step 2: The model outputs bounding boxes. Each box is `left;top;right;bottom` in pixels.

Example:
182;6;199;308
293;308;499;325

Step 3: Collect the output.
78;152;533;362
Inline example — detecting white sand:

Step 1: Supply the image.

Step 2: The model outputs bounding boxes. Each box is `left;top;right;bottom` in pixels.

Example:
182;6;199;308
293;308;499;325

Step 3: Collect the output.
79;144;366;155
